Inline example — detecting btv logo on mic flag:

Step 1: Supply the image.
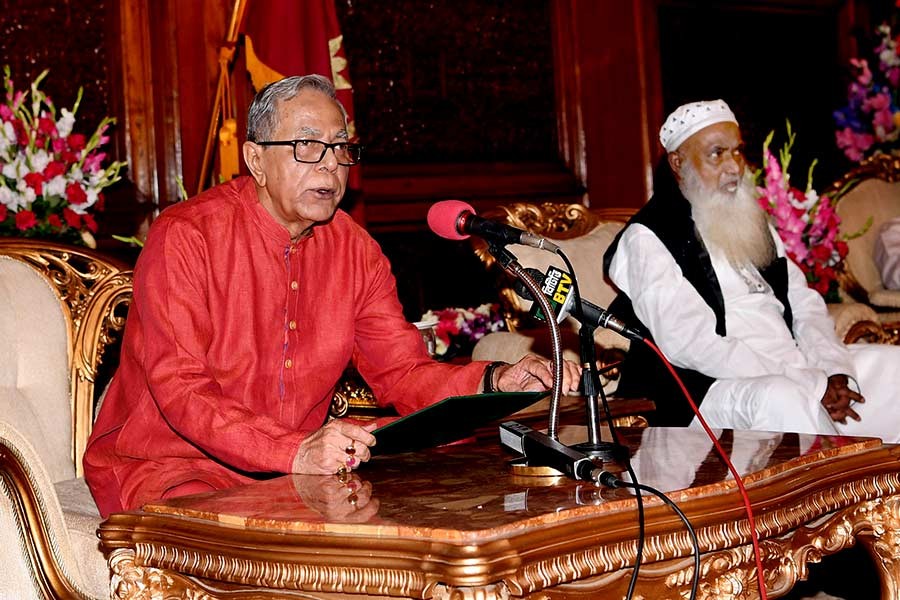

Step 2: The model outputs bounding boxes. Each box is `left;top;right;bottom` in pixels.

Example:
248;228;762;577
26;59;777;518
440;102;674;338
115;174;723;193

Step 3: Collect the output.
530;266;574;323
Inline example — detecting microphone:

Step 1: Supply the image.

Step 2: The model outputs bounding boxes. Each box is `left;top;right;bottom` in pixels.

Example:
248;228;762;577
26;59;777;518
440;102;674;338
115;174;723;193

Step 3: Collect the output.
499;421;621;487
514;266;644;341
427;200;560;252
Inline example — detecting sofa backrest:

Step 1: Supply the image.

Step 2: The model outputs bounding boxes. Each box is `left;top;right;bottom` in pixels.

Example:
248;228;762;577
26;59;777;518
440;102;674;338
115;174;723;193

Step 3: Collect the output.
838;179;900;293
830;154;900;303
0;256;75;483
0;240;133;479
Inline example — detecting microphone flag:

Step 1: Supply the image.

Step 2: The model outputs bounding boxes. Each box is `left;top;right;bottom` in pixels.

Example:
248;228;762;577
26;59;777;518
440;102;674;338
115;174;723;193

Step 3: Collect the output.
530;265;575;324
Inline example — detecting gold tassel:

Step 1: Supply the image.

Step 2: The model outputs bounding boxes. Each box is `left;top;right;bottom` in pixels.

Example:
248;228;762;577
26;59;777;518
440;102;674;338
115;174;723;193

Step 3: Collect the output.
218;118;240;182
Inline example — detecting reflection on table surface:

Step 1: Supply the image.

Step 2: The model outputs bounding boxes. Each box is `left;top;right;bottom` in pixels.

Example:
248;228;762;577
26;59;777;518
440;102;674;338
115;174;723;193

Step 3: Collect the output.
141;426;881;536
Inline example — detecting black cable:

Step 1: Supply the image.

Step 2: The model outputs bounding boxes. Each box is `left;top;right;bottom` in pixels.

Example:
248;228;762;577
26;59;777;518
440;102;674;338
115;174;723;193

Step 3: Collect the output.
556;249;646;600
606;477;701;600
597;383;646;600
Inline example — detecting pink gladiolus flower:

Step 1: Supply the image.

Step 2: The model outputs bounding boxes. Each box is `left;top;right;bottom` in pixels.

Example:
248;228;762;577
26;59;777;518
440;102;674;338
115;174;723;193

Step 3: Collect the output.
851;58;873;85
83;152;107;173
873;107;897;134
863;91;891;112
889;67;900;88
835;127;874;162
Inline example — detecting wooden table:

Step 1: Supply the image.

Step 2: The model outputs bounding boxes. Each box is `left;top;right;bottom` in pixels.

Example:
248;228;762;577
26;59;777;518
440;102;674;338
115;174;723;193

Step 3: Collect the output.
99;427;900;599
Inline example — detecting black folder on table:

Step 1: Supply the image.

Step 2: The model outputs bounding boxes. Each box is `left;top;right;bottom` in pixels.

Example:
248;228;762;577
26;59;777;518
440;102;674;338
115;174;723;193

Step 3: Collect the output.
370;391;549;456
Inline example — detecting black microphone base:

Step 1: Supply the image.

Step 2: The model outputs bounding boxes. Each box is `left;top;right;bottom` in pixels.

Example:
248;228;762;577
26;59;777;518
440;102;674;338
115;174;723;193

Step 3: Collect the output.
572;441;628;462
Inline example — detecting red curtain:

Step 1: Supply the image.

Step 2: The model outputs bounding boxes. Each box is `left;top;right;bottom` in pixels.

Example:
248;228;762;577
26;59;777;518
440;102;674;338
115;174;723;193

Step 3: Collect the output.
241;0;363;222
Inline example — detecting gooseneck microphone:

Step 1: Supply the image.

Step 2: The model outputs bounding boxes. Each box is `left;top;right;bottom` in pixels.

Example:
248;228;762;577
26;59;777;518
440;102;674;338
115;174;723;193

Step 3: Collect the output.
427;200;560;253
514;266;644;342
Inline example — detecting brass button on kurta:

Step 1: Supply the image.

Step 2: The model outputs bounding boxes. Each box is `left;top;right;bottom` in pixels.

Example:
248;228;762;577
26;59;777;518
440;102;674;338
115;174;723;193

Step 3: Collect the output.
284;359;293;369
289;320;297;330
290;281;299;291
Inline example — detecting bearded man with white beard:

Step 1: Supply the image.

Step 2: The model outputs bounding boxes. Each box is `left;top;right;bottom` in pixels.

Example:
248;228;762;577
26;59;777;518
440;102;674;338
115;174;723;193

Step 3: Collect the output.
603;99;900;442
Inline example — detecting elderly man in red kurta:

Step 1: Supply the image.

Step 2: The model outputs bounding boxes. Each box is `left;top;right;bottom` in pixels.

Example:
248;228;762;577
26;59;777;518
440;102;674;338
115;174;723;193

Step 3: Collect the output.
84;75;577;517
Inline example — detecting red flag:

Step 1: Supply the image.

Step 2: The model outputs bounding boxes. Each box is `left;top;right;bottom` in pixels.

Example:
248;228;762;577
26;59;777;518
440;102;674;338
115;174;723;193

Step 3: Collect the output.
242;0;363;221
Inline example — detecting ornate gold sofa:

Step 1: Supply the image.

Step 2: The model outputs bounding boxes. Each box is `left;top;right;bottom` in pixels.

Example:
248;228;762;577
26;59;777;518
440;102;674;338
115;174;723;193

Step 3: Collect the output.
469;202;891;381
826;153;900;343
0;238;132;599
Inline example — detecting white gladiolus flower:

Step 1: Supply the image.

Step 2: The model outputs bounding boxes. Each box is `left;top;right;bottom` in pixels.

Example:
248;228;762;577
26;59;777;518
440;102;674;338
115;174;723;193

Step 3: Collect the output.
0;121;15;142
44;175;66;198
84;188;99;209
2;158;22;180
0;122;14;155
56;108;75;137
27;147;50;173
0;185;16;208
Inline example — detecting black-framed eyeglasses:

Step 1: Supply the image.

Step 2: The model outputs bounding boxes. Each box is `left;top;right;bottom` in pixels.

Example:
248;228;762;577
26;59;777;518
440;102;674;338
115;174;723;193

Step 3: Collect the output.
256;139;363;166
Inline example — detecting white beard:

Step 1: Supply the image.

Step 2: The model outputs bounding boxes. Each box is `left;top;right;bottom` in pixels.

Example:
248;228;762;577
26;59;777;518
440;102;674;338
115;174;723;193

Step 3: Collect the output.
680;167;775;270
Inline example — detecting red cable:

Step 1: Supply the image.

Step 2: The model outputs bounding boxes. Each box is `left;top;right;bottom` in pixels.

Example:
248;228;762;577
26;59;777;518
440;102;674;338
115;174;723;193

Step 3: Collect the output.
643;338;769;600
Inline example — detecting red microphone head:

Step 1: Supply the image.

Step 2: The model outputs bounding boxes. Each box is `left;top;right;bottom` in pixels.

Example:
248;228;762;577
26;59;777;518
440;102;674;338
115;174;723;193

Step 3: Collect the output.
427;199;475;241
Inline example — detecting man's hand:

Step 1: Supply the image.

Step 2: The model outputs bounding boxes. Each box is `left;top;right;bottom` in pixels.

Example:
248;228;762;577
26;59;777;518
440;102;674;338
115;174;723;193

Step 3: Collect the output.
492;354;581;394
292;420;377;475
291;473;379;522
821;374;864;424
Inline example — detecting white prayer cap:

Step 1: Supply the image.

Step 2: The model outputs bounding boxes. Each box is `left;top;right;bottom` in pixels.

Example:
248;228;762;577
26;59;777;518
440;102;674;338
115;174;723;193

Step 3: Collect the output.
659;100;738;152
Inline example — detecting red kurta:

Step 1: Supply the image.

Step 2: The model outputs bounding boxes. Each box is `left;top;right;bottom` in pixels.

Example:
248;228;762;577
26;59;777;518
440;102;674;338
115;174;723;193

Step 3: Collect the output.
85;177;485;517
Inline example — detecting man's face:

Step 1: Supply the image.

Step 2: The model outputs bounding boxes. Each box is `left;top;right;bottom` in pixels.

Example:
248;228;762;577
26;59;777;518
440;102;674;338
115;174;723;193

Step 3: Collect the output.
244;89;349;239
670;121;745;194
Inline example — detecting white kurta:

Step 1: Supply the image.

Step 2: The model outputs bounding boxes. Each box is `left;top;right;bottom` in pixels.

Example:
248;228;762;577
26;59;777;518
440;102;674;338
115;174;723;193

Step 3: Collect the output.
608;223;900;443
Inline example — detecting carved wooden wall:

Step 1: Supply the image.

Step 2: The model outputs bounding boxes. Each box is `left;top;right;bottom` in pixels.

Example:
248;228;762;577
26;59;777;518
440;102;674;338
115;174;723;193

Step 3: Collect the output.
1;0;886;315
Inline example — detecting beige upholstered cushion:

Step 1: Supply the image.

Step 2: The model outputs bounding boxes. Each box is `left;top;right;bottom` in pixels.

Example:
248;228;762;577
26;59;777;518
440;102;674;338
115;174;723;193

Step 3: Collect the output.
506;221;630;350
837;178;900;308
0;257;74;483
473;330;583;365
55;477;106;599
0;422;98;599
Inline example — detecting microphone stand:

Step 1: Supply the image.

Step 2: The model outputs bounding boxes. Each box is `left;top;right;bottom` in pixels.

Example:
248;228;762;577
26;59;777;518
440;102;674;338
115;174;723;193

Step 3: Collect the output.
572;321;627;461
486;243;565;440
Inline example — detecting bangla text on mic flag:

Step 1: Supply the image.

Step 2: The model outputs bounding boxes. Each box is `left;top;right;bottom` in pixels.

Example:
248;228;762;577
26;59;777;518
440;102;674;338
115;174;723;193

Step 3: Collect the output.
241;0;363;218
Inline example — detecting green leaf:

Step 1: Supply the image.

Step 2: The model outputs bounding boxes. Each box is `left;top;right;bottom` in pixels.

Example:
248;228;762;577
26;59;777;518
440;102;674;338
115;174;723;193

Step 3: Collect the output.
112;234;145;247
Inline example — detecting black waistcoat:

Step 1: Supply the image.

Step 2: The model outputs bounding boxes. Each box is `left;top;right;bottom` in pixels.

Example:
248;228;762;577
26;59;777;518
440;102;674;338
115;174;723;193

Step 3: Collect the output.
602;187;793;426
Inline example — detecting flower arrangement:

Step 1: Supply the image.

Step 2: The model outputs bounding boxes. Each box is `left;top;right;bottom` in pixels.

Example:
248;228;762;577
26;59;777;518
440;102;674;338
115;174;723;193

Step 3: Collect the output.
757;123;865;302
419;303;506;359
0;66;126;247
833;18;900;162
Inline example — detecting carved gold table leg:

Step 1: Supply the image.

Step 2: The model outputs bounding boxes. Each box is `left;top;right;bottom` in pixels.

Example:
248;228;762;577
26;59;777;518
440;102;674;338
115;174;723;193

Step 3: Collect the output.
857;495;900;600
109;547;213;600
